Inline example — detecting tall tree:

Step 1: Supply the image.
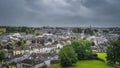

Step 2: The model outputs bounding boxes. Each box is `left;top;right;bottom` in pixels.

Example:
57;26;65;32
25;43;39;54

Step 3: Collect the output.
71;40;93;60
107;37;120;64
59;45;77;67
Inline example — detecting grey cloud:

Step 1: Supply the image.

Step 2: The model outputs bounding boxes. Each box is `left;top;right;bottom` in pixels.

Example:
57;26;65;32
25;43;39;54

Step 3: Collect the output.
0;0;120;27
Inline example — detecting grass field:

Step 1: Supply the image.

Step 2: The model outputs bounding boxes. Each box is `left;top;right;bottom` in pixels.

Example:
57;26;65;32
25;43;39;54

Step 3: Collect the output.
50;53;113;68
50;60;113;68
74;60;113;68
97;53;107;62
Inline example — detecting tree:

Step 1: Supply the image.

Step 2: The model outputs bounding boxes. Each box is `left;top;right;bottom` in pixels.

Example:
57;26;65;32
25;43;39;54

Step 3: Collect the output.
72;28;82;33
26;28;33;34
84;28;94;35
40;39;45;46
103;30;109;33
94;29;98;33
17;39;26;47
107;38;120;64
35;32;41;36
59;45;77;67
71;40;93;60
0;44;3;49
0;51;6;63
0;28;6;35
53;40;58;45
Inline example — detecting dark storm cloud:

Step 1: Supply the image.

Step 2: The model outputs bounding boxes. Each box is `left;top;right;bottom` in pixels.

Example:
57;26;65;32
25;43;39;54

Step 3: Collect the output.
0;0;120;27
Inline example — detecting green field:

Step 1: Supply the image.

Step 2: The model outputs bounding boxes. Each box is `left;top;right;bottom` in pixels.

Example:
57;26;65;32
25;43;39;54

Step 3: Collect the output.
50;60;113;68
50;53;114;68
97;53;107;62
74;60;113;68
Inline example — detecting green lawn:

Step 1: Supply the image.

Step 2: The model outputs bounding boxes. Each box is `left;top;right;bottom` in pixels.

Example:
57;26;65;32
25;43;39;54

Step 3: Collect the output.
50;53;114;68
50;60;113;68
74;60;113;68
97;53;107;62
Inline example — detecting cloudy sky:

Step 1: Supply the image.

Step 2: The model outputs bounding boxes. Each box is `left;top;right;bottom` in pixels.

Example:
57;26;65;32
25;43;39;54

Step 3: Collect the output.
0;0;120;27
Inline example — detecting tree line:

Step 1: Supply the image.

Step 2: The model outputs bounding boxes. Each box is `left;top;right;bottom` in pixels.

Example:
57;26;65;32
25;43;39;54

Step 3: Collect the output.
0;26;34;34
